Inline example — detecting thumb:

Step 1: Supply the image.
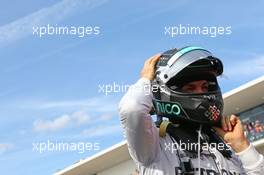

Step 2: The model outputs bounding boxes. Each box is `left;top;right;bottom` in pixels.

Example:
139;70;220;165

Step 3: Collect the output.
213;127;226;139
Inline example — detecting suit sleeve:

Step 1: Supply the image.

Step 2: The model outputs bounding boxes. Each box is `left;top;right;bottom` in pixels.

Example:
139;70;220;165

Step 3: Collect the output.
118;78;160;166
236;143;264;174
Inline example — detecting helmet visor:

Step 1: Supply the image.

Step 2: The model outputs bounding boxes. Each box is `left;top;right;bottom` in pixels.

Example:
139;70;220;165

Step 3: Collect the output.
167;72;220;94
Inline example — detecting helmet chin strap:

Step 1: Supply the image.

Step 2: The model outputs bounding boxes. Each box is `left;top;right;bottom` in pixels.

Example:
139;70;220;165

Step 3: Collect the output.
197;124;203;175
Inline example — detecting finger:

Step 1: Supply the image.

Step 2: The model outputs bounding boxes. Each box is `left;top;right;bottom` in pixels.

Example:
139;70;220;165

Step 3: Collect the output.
144;54;160;67
221;116;228;131
145;55;156;65
144;58;152;66
148;54;160;62
230;115;238;126
149;54;161;66
226;115;232;131
213;127;226;139
232;115;244;131
236;117;242;126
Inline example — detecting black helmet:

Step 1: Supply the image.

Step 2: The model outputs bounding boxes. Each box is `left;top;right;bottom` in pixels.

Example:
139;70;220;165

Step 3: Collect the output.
152;46;224;126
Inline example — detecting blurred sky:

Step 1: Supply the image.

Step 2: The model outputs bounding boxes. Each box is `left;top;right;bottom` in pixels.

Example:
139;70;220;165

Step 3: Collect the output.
0;0;264;174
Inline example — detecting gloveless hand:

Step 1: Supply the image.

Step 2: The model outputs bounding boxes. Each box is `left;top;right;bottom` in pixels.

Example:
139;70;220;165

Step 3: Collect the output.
213;115;250;153
140;54;161;81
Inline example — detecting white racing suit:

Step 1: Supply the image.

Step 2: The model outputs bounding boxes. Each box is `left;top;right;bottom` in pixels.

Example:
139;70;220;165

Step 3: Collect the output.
118;78;264;175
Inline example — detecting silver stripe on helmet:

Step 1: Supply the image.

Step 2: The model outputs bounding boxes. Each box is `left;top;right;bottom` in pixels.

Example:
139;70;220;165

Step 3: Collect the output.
157;49;214;84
